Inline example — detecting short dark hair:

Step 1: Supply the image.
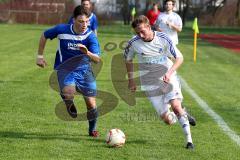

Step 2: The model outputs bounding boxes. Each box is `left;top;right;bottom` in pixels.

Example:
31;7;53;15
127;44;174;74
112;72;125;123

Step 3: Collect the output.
131;15;150;28
81;0;90;3
152;3;159;9
73;5;90;18
164;0;175;5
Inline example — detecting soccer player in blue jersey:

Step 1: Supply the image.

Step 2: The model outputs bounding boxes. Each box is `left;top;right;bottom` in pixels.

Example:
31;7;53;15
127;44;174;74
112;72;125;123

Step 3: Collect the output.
68;0;98;35
124;15;194;149
36;5;101;137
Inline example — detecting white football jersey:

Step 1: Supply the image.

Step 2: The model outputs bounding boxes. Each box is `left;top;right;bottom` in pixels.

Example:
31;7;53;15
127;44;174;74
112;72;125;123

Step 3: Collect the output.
155;12;182;45
124;31;182;69
124;31;183;91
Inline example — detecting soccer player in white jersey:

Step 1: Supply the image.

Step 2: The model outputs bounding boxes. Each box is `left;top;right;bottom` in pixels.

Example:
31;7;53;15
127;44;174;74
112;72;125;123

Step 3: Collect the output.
154;0;182;46
154;0;196;126
124;15;194;149
36;6;101;137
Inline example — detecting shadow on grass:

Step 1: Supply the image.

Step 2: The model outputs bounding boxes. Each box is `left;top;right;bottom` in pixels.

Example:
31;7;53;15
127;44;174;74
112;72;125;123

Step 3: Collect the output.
0;131;149;148
0;131;99;142
125;139;148;144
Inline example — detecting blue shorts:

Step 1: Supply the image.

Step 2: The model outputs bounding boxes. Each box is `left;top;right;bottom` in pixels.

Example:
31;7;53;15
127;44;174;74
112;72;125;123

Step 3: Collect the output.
57;69;97;97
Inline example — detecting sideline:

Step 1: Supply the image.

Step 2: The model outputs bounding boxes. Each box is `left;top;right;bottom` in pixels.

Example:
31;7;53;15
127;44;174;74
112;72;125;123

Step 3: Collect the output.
180;76;240;147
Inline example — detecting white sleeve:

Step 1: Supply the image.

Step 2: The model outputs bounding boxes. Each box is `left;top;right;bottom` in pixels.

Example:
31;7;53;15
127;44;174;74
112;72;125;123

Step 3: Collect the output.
172;45;183;58
155;15;160;27
175;14;182;29
165;38;183;58
124;41;135;61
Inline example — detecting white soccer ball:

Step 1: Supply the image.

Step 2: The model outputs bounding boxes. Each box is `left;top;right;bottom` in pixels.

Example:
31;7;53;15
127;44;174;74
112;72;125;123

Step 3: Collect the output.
106;128;126;147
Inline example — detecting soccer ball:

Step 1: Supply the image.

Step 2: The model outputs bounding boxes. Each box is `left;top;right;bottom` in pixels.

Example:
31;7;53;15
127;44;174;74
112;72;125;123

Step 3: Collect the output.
106;128;126;147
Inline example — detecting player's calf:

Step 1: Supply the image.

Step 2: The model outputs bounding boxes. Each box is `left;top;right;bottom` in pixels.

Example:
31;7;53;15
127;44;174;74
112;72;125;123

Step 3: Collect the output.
161;111;177;125
61;96;77;118
170;100;194;149
60;87;77;118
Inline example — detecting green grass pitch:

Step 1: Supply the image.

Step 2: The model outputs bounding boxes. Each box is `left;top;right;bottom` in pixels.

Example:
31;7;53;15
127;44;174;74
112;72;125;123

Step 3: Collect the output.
0;23;239;159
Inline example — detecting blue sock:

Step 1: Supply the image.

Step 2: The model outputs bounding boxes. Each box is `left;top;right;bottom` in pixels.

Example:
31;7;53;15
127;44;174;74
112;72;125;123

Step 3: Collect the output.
87;108;98;133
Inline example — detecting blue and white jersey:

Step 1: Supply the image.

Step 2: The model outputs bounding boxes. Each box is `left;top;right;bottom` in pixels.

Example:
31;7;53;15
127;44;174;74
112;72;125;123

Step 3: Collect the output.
44;24;100;70
124;31;182;69
68;13;98;32
124;31;183;91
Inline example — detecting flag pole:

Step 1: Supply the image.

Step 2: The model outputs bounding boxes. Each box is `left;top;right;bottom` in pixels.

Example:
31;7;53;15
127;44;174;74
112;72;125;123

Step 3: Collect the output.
192;17;199;63
193;31;197;63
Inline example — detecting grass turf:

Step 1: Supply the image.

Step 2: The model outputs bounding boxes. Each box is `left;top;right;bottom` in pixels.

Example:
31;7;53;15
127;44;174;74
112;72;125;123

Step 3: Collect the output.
0;23;239;159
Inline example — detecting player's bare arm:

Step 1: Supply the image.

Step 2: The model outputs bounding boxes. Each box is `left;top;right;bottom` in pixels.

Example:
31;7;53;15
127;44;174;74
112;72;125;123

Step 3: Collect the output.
155;26;163;32
125;60;137;92
163;57;183;83
166;21;182;32
78;43;101;63
36;33;47;68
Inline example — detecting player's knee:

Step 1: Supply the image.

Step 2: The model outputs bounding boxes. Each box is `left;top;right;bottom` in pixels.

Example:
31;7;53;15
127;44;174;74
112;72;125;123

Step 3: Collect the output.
62;87;76;100
84;97;96;109
172;108;180;117
172;106;184;117
170;100;184;116
62;93;74;100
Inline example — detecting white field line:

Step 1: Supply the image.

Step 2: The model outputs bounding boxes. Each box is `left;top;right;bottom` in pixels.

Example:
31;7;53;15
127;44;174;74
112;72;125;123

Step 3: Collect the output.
180;76;240;147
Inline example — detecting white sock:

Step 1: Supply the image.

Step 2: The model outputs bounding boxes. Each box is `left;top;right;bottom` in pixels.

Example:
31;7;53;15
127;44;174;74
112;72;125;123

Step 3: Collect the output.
178;114;193;143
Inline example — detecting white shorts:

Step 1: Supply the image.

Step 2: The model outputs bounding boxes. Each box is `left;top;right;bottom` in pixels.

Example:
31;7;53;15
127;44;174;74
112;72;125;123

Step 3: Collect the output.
146;74;183;116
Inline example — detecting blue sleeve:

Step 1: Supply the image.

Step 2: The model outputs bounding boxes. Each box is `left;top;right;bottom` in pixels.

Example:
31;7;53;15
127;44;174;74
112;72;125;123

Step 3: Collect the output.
44;25;62;40
87;33;100;56
68;16;74;24
91;14;98;31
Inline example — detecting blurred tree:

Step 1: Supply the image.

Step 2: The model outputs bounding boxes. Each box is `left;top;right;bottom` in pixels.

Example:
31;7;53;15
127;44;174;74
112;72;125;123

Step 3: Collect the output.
179;0;182;15
144;0;152;14
237;0;240;24
135;0;140;16
180;0;190;26
121;0;131;25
